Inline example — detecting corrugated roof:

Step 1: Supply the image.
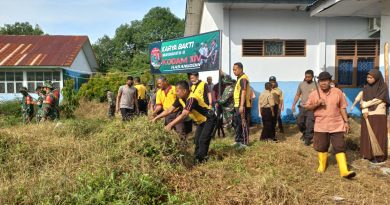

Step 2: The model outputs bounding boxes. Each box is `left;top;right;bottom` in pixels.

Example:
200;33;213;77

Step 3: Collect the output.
0;35;88;67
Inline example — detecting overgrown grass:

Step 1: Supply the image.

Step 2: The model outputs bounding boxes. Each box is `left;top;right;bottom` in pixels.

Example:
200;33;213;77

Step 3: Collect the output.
0;101;389;204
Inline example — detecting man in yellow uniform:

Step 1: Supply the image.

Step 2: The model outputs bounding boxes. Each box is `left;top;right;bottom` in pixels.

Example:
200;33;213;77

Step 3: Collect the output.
153;81;216;163
269;76;284;133
134;77;147;115
188;72;212;108
233;62;251;147
151;76;187;140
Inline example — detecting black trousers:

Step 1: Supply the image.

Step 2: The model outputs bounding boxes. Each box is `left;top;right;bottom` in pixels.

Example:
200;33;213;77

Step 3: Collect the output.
297;106;314;141
138;99;148;115
234;107;251;145
194;113;217;161
260;107;275;140
120;108;135;121
273;105;284;132
165;112;187;140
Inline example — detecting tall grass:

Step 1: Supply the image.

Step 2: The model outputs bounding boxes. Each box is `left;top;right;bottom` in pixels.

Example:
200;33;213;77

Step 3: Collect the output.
1;101;390;204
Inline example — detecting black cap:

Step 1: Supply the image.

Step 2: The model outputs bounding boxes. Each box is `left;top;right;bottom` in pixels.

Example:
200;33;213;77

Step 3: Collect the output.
317;72;332;80
269;76;276;81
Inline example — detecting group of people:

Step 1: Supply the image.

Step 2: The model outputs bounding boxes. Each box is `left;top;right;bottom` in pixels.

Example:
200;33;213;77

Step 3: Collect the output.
199;39;219;70
20;80;60;123
105;77;150;121
108;63;388;178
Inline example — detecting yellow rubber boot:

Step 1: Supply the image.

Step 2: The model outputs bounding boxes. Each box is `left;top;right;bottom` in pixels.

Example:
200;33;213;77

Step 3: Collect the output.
335;153;356;179
317;152;328;173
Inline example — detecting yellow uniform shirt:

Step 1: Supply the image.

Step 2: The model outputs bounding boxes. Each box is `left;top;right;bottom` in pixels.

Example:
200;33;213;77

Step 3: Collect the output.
156;86;177;111
134;83;147;100
173;93;210;124
234;74;251;108
191;80;210;105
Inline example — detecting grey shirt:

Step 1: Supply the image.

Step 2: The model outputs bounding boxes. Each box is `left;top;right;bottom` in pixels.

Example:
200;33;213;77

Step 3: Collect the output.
297;81;316;106
118;85;137;109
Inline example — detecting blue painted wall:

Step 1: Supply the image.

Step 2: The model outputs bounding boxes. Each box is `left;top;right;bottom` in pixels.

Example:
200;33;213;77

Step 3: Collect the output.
250;81;362;124
63;69;90;91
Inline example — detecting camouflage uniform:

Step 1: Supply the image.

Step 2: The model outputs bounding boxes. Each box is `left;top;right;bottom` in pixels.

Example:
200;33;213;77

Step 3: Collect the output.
217;76;235;129
20;87;34;124
106;90;116;118
35;91;45;122
42;82;57;121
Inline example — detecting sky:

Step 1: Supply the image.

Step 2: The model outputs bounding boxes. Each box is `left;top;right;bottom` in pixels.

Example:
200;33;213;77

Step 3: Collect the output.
0;0;186;43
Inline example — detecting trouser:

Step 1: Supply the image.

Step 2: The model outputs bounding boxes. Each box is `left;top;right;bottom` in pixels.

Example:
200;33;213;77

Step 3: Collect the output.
260;107;275;140
313;132;346;154
22;111;34;124
273;105;284;132
234;107;251;145
120;108;135;121
297;106;314;141
108;105;115;118
194;113;217;161
138;99;148;115
165;112;188;140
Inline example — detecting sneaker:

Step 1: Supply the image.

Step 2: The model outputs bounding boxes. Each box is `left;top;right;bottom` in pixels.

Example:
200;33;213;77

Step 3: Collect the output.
232;142;240;147
238;143;248;149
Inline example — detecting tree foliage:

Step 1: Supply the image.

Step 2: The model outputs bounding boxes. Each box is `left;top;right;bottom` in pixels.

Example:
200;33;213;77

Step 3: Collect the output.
93;7;184;73
0;22;44;35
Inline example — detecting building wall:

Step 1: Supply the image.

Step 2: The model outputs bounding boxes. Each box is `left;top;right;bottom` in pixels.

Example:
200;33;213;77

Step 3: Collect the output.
198;3;372;123
70;49;94;74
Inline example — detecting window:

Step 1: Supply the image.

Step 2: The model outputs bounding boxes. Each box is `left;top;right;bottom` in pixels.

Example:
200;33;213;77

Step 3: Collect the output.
336;40;379;87
264;41;284;56
242;39;306;57
0;72;23;93
26;71;61;92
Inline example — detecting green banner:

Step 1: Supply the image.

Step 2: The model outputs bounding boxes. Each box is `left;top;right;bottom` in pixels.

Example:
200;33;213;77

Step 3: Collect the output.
149;30;221;74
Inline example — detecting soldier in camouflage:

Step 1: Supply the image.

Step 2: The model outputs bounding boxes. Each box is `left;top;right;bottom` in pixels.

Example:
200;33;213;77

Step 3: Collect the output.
217;75;236;129
42;81;57;121
146;80;157;113
35;86;45;122
20;87;34;124
105;88;116;119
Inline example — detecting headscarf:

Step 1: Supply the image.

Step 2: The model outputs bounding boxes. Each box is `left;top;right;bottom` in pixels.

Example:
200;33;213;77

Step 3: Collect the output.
363;69;390;109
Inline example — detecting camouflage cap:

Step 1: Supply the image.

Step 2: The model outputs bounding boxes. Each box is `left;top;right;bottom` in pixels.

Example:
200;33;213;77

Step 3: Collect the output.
148;80;154;86
43;81;53;88
19;87;28;93
222;75;234;84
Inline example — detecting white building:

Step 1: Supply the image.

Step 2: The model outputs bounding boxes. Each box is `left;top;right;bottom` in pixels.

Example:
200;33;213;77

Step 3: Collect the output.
185;0;390;123
0;35;98;101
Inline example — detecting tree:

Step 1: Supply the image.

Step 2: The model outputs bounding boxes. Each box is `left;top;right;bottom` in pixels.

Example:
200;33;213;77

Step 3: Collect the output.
0;22;44;35
92;7;184;73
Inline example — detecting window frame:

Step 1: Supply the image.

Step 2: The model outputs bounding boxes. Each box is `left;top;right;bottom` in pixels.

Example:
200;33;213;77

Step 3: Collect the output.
335;39;379;88
242;39;306;57
26;71;62;92
0;72;24;94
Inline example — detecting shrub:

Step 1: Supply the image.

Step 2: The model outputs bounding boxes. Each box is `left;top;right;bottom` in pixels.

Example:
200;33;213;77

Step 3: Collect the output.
78;72;187;102
0;100;21;117
61;79;80;118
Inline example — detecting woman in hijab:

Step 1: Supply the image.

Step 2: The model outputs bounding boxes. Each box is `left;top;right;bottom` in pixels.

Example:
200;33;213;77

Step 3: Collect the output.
360;69;389;164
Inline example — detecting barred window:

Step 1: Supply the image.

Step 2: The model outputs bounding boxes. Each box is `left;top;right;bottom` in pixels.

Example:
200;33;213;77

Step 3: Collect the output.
242;39;306;57
0;72;23;93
